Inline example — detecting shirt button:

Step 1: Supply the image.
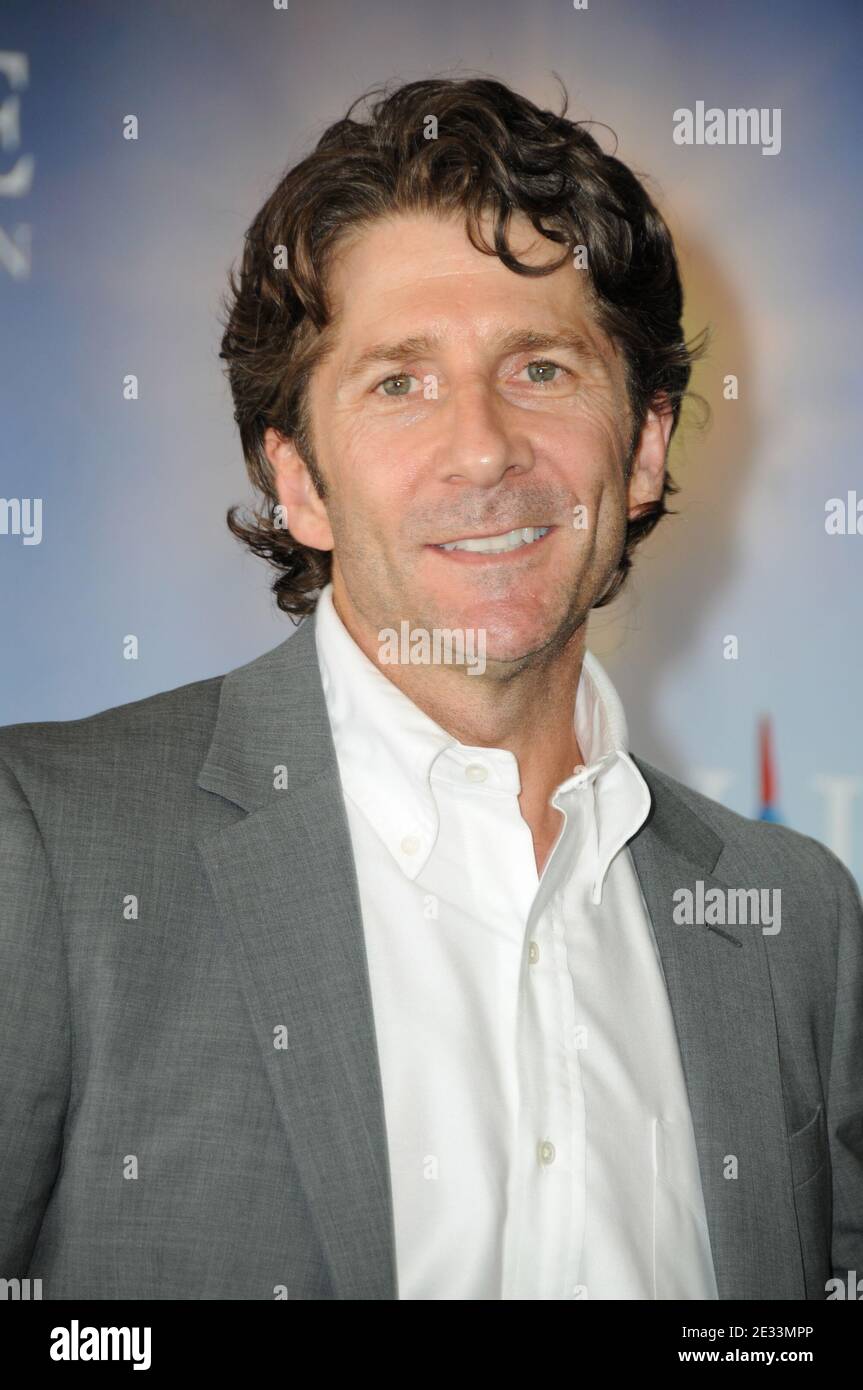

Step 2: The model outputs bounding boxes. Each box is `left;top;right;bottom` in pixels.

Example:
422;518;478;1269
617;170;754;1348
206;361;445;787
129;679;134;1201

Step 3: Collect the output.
464;763;488;783
528;941;540;965
537;1139;556;1166
400;834;421;856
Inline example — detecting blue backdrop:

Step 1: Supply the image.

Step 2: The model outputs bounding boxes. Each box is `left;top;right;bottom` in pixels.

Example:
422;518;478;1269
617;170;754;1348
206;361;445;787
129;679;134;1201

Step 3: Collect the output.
1;0;861;877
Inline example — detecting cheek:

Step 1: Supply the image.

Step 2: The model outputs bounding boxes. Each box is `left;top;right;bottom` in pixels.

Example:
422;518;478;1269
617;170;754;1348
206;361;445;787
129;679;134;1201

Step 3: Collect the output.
543;417;629;567
568;391;628;462
547;409;628;510
325;430;418;537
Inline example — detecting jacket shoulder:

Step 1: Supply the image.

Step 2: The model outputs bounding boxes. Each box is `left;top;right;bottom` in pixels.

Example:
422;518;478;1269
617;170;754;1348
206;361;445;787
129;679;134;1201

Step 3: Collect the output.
0;673;225;806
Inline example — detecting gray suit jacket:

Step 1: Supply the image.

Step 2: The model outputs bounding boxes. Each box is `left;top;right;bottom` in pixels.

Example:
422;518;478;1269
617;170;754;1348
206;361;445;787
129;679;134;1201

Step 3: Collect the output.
1;613;861;1300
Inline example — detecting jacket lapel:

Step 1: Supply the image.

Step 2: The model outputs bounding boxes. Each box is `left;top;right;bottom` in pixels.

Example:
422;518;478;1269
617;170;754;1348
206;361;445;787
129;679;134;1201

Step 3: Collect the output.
628;757;805;1299
195;615;398;1299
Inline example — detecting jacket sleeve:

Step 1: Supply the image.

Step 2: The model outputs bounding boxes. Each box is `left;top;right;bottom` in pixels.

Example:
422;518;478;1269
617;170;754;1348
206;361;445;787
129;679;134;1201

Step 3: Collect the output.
0;755;72;1274
825;846;863;1284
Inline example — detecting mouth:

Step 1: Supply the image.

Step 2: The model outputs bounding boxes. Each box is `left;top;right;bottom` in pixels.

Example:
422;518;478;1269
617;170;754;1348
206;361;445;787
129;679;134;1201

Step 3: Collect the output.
427;525;554;559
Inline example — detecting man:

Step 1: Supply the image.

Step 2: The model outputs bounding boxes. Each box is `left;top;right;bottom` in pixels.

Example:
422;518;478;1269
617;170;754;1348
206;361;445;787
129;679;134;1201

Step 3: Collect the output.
1;77;861;1301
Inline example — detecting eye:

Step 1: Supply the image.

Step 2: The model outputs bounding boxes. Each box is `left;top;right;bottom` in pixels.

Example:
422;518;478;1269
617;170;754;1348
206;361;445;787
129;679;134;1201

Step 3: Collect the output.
375;372;419;397
521;359;571;386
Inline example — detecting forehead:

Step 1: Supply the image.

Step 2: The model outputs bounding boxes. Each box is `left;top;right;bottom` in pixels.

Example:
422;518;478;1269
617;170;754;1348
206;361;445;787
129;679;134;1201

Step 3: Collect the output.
323;208;614;364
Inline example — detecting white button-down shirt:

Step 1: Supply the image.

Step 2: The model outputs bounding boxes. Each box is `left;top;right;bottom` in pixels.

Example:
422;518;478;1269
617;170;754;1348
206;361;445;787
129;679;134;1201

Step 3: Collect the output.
314;582;718;1300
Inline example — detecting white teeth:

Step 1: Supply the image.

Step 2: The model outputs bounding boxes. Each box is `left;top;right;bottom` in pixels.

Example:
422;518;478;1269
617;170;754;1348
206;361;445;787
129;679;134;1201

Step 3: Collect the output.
438;526;550;554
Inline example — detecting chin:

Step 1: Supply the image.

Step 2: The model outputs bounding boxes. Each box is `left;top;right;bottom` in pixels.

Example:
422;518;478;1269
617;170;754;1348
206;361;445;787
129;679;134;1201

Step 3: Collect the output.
405;569;586;657
433;604;566;665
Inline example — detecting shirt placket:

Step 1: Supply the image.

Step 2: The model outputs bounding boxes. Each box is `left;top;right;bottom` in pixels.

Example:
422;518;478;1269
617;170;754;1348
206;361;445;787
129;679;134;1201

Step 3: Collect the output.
502;794;587;1299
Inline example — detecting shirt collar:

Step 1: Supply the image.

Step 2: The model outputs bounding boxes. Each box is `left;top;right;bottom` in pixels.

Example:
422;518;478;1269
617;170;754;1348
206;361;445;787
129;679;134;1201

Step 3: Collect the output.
313;583;455;874
313;582;650;896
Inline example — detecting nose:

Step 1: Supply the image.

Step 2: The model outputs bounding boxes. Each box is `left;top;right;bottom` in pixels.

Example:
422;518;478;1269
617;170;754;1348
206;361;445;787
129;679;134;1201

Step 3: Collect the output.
439;380;533;486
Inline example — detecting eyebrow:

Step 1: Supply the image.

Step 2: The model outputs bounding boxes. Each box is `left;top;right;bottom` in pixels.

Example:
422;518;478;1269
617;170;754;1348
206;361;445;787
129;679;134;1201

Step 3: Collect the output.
337;326;607;387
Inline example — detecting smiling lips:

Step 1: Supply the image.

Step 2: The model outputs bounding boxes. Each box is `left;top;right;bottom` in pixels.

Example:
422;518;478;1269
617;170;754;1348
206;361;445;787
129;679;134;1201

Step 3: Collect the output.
433;525;552;555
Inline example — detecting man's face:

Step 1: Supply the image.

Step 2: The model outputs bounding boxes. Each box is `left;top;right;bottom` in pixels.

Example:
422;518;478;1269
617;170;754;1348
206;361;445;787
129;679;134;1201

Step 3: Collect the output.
269;208;668;669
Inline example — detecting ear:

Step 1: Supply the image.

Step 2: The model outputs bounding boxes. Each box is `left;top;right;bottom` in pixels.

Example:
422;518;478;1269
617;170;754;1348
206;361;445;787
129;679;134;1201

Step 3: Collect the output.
263;426;334;551
626;394;674;518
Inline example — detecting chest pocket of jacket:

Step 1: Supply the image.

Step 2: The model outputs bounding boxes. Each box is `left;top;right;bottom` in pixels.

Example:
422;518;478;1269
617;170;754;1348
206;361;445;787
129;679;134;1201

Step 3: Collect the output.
788;1103;832;1298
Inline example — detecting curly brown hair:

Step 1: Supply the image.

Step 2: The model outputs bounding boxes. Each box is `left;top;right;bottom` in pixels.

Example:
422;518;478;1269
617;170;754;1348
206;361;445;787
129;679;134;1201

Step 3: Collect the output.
219;74;708;621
